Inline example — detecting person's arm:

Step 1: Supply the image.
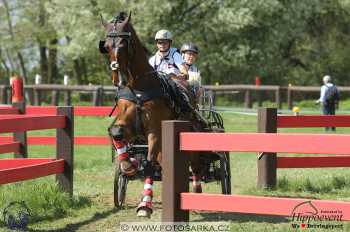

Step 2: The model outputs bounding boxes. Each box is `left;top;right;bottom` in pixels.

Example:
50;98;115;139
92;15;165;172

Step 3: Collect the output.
173;51;185;68
148;56;155;69
316;85;327;104
171;52;186;77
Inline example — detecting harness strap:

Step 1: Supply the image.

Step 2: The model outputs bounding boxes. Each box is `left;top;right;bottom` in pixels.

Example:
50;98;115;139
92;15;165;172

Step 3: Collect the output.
133;90;143;136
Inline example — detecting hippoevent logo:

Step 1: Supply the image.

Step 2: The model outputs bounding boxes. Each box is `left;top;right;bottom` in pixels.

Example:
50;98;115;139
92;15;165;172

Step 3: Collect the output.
2;201;31;230
290;201;343;230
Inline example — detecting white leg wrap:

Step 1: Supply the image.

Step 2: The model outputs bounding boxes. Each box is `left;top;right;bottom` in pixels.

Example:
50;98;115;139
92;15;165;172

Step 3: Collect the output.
144;183;153;190
142;195;152;202
117;146;127;155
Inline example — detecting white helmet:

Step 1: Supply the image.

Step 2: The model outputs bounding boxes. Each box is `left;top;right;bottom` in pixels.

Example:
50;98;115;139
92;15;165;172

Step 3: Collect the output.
323;75;331;83
155;29;173;41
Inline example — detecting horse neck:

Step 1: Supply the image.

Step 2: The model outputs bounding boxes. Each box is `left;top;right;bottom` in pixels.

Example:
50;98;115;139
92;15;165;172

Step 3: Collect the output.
128;26;159;91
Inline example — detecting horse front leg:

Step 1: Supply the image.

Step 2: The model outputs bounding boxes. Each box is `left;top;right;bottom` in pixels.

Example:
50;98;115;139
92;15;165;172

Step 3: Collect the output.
109;125;138;176
136;132;159;217
189;151;202;193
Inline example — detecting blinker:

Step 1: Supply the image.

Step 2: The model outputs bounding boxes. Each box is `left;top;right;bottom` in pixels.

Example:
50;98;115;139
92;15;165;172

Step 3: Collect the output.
99;40;108;54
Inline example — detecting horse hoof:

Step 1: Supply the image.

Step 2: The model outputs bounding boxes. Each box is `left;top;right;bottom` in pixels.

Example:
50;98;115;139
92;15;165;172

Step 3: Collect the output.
137;208;151;218
120;159;138;176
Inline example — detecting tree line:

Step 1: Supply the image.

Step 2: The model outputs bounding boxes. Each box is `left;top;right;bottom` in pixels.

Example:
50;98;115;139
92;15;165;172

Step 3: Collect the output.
1;0;350;87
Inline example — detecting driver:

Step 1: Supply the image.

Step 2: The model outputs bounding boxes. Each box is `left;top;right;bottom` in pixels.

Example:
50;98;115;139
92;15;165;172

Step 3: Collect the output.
149;29;188;79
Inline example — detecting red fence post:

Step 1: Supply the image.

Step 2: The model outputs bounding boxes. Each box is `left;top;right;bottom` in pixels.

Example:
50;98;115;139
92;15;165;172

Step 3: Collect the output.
11;75;24;103
11;76;28;158
257;108;277;188
56;106;74;196
162;120;191;223
255;76;261;87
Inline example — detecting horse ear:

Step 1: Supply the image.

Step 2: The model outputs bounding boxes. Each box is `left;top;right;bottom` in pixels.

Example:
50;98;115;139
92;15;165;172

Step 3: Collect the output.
100;14;108;28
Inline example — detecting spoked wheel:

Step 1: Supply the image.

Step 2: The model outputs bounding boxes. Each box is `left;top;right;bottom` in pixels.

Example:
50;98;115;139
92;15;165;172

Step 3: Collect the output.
114;162;128;207
219;151;231;194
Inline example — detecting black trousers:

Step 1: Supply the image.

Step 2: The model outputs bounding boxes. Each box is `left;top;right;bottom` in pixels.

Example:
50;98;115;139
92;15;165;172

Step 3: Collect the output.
322;103;336;131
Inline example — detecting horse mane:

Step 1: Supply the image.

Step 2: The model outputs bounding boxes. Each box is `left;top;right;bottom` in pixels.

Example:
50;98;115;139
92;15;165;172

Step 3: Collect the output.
127;22;148;59
117;12;158;89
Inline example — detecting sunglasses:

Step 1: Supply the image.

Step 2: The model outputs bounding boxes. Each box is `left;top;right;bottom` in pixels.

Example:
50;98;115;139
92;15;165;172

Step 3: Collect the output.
157;40;169;45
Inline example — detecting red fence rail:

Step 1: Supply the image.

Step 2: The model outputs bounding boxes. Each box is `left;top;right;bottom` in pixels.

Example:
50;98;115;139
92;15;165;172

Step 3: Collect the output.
0;115;66;133
0;141;20;154
181;132;350;155
180;193;350;218
0;158;64;184
0;105;117;116
161;120;350;222
0;105;115;146
258;108;350;188
277;115;350;128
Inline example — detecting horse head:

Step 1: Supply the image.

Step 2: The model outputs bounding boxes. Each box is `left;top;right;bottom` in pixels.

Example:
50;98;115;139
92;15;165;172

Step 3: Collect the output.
100;12;134;88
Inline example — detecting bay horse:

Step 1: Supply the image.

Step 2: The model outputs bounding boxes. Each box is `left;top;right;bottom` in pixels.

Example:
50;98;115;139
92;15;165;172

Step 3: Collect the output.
99;12;204;217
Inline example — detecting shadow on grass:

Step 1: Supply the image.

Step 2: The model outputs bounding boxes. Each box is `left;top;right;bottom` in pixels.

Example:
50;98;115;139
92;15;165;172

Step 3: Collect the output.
192;211;289;223
27;207;119;232
0;195;96;231
23;195;92;226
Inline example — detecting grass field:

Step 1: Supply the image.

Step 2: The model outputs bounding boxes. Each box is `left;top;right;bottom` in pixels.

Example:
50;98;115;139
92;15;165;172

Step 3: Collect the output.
1;110;350;231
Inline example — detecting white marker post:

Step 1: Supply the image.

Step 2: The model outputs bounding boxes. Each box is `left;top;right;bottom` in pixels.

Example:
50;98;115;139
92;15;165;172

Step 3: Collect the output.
63;74;69;86
34;74;42;105
35;74;42;85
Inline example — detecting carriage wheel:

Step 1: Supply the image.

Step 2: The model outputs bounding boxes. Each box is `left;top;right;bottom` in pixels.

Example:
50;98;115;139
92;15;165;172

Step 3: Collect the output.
219;151;231;194
114;163;128;207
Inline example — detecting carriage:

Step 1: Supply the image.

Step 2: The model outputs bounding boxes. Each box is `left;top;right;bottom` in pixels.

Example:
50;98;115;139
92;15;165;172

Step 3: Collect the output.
112;90;231;207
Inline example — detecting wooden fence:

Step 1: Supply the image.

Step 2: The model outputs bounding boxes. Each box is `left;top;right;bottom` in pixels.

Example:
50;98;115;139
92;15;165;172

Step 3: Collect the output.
2;84;349;108
257;107;350;188
0;103;74;196
161;120;350;222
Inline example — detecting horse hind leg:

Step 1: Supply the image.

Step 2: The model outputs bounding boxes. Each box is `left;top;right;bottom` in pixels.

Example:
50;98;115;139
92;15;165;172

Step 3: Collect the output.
189;151;202;193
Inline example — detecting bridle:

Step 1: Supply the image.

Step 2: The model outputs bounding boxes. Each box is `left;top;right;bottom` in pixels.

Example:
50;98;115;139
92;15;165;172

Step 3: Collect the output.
105;22;134;88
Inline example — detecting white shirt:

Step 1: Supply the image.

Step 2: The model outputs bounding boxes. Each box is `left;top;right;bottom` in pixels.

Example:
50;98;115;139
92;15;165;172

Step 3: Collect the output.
149;48;184;75
186;64;201;87
318;83;334;103
187;64;199;73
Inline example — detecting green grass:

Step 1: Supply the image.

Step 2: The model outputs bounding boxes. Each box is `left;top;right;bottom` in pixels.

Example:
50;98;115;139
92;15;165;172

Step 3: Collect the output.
1;111;350;231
